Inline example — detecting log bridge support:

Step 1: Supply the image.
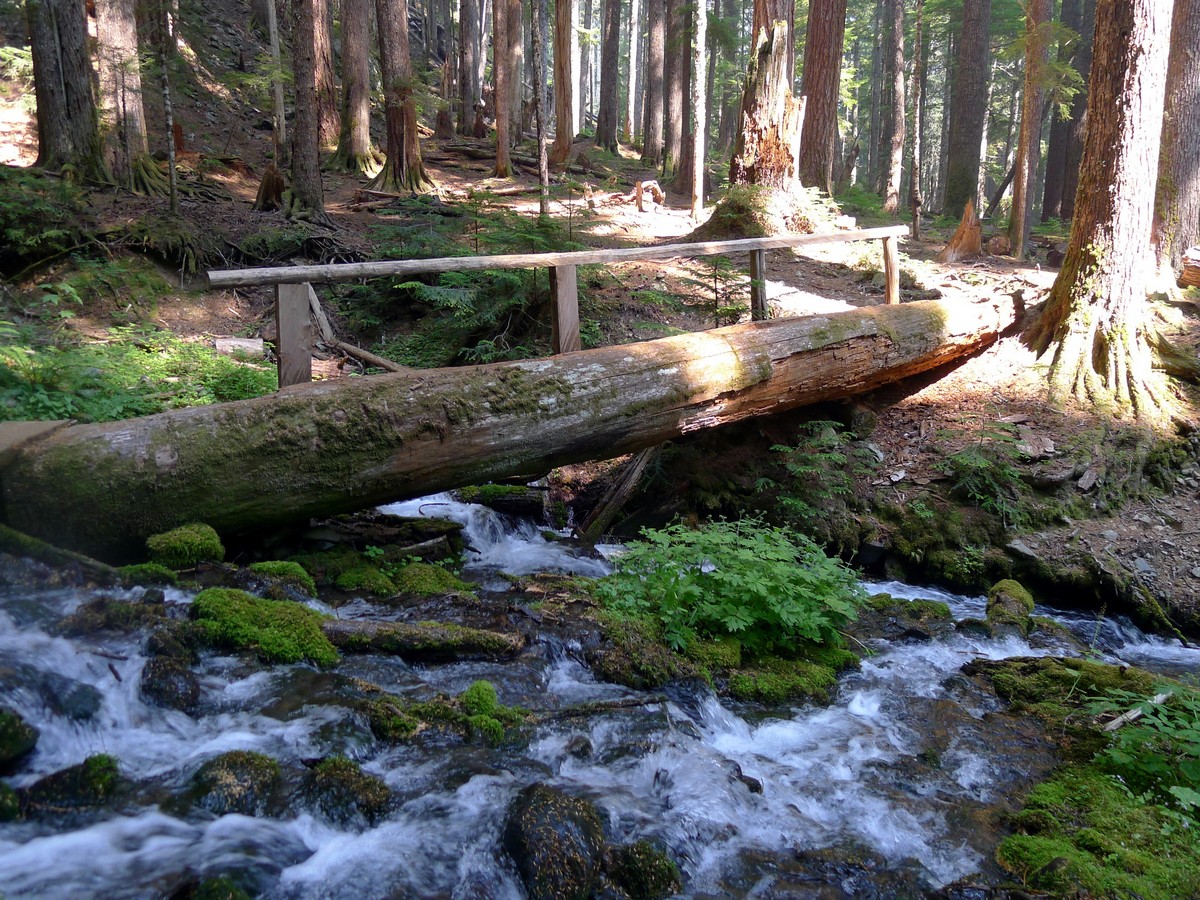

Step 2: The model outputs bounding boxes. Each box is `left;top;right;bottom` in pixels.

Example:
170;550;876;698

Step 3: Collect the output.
207;226;909;387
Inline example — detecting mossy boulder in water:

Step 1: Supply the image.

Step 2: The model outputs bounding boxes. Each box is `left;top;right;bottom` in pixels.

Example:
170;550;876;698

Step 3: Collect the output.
393;562;475;596
22;754;120;811
247;560;318;597
726;657;841;705
0;706;38;774
607;840;683;899
191;750;280;816
57;594;168;636
146;523;225;569
986;579;1036;637
139;656;201;713
191;588;339;668
366;680;526;746
303;756;391;826
118;563;178;587
503;784;606;900
335;566;396;596
0;781;19;821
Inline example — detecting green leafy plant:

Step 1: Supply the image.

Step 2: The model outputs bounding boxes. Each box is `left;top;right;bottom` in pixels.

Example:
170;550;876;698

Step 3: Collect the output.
936;423;1027;528
594;517;866;655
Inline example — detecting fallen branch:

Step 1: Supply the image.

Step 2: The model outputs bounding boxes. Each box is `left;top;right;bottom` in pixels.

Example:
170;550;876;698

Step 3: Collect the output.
1103;691;1173;732
322;619;525;659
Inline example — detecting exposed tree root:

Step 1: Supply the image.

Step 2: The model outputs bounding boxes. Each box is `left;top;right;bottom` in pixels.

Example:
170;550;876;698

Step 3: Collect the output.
328;145;385;177
281;189;336;228
128;153;170;196
1150;330;1200;383
366;158;436;195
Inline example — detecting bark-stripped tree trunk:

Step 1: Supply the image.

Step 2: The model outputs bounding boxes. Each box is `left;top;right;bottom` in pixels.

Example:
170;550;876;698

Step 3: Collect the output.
728;0;804;190
641;0;665;165
1060;0;1095;221
332;0;383;173
3;294;1021;561
550;0;574;164
623;0;640;141
1040;0;1081;222
287;0;333;223
27;0;108;181
493;0;513;175
881;0;904;214
662;0;685;178
797;0;847;195
95;0;148;185
1026;0;1173;422
908;0;925;238
1007;0;1051;256
942;0;991;218
459;0;483;135
373;0;435;189
155;0;178;213
690;0;706;220
532;0;550;215
313;0;340;147
594;0;620;151
1152;0;1200;276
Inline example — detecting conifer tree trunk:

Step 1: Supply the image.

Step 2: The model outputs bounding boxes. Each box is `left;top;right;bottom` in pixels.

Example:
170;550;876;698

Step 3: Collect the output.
1027;0;1174;422
797;0;847;195
95;0;148;184
333;0;383;173
641;0;665;165
690;0;706;219
507;0;523;139
313;0;340;146
27;0;108;180
943;0;991;217
882;0;904;214
594;0;620;150
624;0;640;141
1007;0;1051;255
580;0;593;123
908;0;924;238
288;0;333;223
662;0;685;177
1153;0;1200;275
550;0;574;163
493;0;513;174
1040;0;1081;222
1060;0;1094;221
373;0;435;189
533;0;550;215
459;0;483;134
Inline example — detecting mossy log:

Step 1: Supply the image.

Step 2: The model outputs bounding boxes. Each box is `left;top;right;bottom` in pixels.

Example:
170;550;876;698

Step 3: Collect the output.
1;294;1020;560
322;619;525;659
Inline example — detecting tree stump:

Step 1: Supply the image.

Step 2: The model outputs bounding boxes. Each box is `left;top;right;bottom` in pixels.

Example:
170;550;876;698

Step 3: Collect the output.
937;198;983;263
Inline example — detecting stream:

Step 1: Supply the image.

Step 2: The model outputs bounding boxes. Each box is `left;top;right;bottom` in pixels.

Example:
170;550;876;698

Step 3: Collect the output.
1;494;1198;898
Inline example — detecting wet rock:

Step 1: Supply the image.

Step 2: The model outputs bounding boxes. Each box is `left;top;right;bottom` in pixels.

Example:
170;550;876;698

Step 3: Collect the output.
190;750;281;817
0;781;19;821
0;667;101;722
780;845;923;897
302;755;391;826
140;657;201;713
145;624;201;663
0;706;39;774
606;839;682;900
502;784;606;900
57;595;168;635
986;579;1035;638
0;552;60;589
166;874;252;900
565;735;593;759
1191;567;1200;579
22;754;120;812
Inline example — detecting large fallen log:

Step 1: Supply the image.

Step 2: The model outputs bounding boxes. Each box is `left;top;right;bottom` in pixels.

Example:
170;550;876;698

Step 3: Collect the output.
1;294;1020;560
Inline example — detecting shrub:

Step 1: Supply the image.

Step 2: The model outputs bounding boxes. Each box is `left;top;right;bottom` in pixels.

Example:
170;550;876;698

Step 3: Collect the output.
593;518;866;655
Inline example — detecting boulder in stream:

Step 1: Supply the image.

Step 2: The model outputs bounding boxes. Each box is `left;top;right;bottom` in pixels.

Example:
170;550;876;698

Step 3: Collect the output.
21;754;120;813
986;579;1035;638
0;706;38;773
302;755;391;826
502;784;607;900
190;750;281;817
606;839;683;899
140;656;202;713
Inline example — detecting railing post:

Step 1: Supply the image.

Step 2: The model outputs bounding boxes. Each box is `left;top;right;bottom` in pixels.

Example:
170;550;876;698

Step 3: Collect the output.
882;235;900;305
749;249;768;320
550;264;581;353
276;282;313;387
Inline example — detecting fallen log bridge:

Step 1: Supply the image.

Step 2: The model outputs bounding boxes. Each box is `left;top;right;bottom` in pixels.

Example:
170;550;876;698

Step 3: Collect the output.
1;294;1020;561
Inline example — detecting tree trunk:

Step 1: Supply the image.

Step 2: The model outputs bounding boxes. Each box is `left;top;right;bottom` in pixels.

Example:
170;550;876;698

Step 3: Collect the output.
507;0;523;139
459;0;483;135
95;0;148;184
908;0;924;238
881;0;904;214
1039;0;1081;222
728;0;803;190
797;0;847;195
313;0;340;147
662;0;686;178
1152;0;1200;276
3;294;1021;561
580;0;593;123
532;0;550;215
1060;0;1095;221
493;0;513;175
690;0;706;219
27;0;108;180
641;0;665;165
267;0;289;166
942;0;991;218
1007;0;1051;256
372;0;433;190
1026;0;1173;423
333;0;382;173
624;0;640;141
550;0;574;164
594;0;620;151
288;0;332;223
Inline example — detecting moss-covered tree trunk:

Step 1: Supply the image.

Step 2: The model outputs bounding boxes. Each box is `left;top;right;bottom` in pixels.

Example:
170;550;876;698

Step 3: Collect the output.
3;294;1020;561
371;0;434;191
1026;0;1173;422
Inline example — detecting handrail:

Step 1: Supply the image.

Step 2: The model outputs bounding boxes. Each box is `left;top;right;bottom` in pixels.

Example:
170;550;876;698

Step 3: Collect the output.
205;225;909;288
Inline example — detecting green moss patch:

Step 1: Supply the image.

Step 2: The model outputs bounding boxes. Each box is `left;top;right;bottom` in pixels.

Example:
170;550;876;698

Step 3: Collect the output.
304;756;391;825
191;588;339;668
987;579;1036;635
727;657;840;705
118;563;178;587
366;680;527;746
587;613;702;690
607;840;683;900
23;754;119;811
191;750;280;817
335;566;396;596
248;561;318;596
393;562;474;596
457;484;532;504
0;706;39;773
146;523;225;569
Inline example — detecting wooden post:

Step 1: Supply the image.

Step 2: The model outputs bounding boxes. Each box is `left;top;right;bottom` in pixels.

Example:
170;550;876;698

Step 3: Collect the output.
749;249;768;320
276;283;313;387
882;235;900;305
550;264;581;353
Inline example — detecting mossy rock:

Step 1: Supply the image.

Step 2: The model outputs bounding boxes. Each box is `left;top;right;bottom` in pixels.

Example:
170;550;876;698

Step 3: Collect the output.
118;563;178;587
57;595;168;636
365;684;525;746
191;588;339;668
503;784;606;900
393;562;474;597
726;657;839;705
607;840;684;900
0;781;19;821
290;548;363;585
0;706;38;774
139;656;201;713
248;560;317;597
335;565;396;597
685;637;742;670
996;766;1200;899
303;756;391;826
191;750;280;817
587;614;701;690
146;523;225;570
22;754;120;811
986;578;1036;636
145;623;202;663
190;875;253;900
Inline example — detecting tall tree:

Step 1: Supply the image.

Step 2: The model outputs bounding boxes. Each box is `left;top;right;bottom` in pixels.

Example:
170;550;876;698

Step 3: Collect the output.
624;0;640;141
288;0;332;222
1060;0;1095;221
1040;0;1081;222
797;0;848;195
662;0;686;178
881;0;904;214
493;0;514;175
641;0;665;165
595;0;621;150
27;0;107;180
1153;0;1200;276
580;0;594;121
550;0;575;164
373;0;434;189
1026;0;1173;421
332;0;383;173
95;0;148;184
313;0;340;146
908;0;925;238
532;0;551;215
942;0;991;218
1007;0;1051;255
459;0;483;134
691;0;707;219
508;0;523;139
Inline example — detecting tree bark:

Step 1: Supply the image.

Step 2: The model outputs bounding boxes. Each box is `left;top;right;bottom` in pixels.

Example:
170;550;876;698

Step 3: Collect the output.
550;0;574;164
288;0;331;223
797;0;847;195
95;0;148;183
881;0;904;214
1152;0;1200;276
507;0;523;140
3;294;1021;561
1040;0;1081;222
594;0;620;151
580;0;593;123
1007;0;1051;256
532;0;550;215
373;0;434;190
908;0;924;238
459;0;483;135
662;0;685;178
942;0;991;218
690;0;706;219
641;0;665;165
1060;0;1095;221
313;0;340;147
624;0;640;142
333;0;382;173
493;0;513;175
27;0;107;180
1026;0;1173;423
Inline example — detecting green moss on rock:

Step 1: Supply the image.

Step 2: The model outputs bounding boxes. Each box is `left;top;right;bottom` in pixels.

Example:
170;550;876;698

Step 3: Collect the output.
118;563;178;587
192;875;252;900
366;684;525;746
727;657;839;705
587;613;701;690
393;562;474;596
335;566;396;596
986;579;1036;636
23;754;119;810
57;596;167;636
248;560;318;596
0;706;38;773
146;522;225;569
460;679;500;716
0;782;20;821
608;839;683;900
304;756;391;826
685;637;743;670
457;484;532;504
191;588;339;668
191;750;280;817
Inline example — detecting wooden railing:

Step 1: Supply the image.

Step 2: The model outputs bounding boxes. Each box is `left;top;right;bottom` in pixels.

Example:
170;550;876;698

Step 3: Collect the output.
206;224;908;388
